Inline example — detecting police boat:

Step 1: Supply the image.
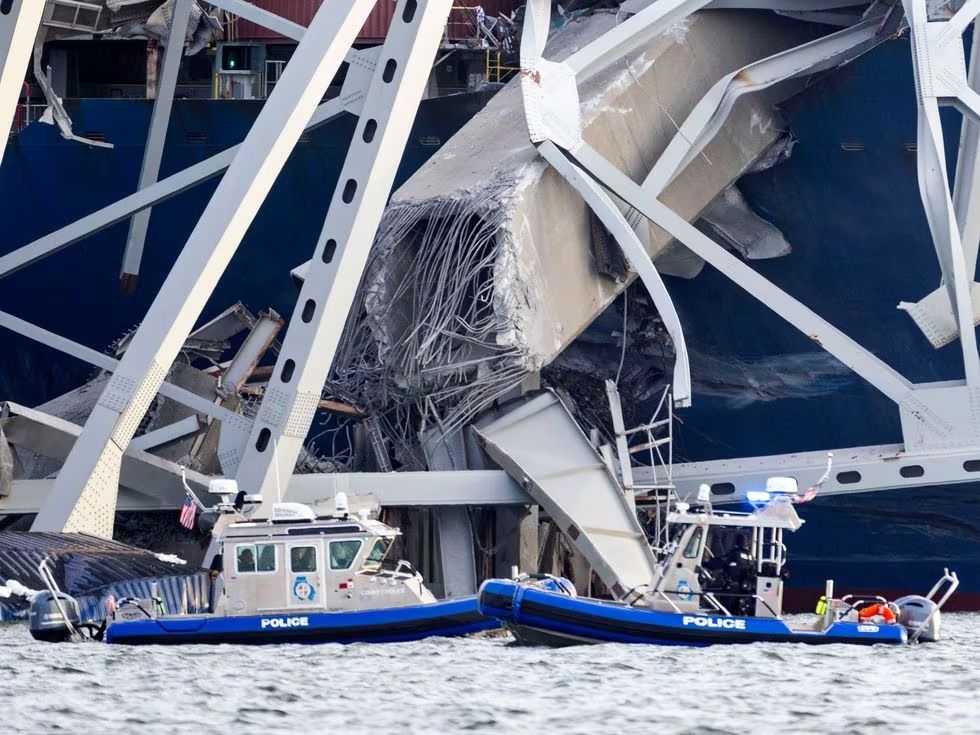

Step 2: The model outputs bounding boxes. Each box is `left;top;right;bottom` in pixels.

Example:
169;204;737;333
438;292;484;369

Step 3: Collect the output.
30;485;497;645
478;478;959;647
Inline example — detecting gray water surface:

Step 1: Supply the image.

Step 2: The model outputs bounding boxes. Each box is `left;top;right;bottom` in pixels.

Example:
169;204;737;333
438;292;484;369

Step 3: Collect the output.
2;616;978;734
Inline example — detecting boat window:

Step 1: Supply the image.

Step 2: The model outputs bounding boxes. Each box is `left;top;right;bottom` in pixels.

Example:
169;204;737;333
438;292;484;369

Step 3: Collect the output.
236;543;277;573
362;538;393;570
329;540;362;570
290;545;318;573
236;545;256;573
682;527;703;559
256;544;276;572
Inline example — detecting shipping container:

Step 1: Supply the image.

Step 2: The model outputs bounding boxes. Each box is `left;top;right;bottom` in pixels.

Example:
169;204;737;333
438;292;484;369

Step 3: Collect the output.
229;0;522;44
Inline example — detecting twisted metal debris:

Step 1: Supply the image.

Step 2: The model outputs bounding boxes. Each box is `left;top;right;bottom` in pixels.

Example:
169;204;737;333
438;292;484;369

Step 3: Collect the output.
332;181;531;467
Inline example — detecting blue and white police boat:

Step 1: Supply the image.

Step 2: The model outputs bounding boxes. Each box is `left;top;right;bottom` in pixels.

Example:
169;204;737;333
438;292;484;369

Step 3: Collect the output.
479;479;959;647
30;487;497;645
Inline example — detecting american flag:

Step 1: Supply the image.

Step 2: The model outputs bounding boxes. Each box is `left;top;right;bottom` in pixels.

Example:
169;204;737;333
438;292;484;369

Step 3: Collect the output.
179;493;197;530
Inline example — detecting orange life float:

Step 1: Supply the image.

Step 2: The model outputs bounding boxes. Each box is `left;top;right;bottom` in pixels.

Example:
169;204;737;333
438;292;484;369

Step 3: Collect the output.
858;603;897;624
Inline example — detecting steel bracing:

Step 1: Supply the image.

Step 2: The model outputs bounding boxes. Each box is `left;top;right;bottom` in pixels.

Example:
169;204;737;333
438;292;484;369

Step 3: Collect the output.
10;0;980;538
518;0;980;503
32;0;379;536
119;0;195;286
0;0;44;169
232;0;456;509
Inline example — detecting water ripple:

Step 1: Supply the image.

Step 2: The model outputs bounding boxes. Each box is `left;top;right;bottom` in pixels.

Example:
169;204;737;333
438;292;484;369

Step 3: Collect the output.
1;614;979;733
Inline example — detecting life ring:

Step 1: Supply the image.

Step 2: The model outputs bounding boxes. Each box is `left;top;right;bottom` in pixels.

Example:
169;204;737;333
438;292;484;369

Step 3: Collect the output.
858;603;897;624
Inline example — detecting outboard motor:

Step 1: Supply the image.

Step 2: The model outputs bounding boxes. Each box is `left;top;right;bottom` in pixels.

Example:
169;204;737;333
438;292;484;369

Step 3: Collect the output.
29;590;81;643
895;595;941;643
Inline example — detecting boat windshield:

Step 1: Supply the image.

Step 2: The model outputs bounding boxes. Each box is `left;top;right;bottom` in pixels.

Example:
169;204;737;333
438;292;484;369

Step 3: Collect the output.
361;537;393;571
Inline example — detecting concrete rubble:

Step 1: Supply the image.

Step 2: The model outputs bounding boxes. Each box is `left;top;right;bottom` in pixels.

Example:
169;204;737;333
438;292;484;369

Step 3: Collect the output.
329;9;815;463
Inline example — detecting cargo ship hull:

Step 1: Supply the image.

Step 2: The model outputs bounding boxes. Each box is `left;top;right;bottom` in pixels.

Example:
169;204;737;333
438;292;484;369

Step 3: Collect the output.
664;35;980;608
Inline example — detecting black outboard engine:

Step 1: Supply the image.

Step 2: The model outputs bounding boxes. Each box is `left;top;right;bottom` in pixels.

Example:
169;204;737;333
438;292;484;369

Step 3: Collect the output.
29;591;81;642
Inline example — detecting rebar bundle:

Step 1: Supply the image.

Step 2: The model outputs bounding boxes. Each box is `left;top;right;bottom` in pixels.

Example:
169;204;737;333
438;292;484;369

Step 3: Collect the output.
331;181;532;467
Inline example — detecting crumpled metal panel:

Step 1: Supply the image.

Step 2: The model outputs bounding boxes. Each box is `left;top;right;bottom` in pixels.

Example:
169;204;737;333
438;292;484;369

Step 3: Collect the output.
0;532;209;621
475;391;659;599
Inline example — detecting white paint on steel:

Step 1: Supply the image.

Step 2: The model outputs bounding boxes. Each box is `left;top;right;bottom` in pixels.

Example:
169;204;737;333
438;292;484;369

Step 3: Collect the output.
0;402;213;509
568;140;919;405
0;309;253;430
475;391;660;598
636;4;895;204
566;0;714;81
129;415;202;451
235;0;456;509
207;0;307;41
286;470;530;507
120;0;194;281
648;441;980;502
0;0;45;169
32;0;378;538
537;140;693;406
897;0;980;381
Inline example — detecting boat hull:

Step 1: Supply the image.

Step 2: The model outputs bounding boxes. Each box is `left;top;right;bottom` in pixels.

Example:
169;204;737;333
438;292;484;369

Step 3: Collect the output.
105;596;497;645
478;580;907;647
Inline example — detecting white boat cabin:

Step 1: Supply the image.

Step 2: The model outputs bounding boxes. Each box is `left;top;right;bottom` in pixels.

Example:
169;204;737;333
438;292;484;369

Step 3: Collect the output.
214;500;436;616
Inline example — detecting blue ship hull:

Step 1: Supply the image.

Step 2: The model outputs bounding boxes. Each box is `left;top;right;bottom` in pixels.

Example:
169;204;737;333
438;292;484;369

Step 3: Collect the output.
105;596;497;645
657;35;980;607
478;580;907;646
0;92;494;406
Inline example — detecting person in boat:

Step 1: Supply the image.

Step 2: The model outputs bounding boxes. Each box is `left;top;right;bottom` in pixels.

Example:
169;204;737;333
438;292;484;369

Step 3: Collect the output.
209;553;225;613
704;533;755;615
237;547;255;572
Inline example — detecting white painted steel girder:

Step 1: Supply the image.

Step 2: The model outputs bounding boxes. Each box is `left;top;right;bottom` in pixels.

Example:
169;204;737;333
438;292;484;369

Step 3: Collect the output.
566;140;922;406
32;0;378;538
0;309;253;433
649;441;980;502
953;20;980;281
634;2;897;206
120;0;194;284
537;140;693;407
0;0;45;169
207;0;306;41
520;0;698;405
234;0;455;509
566;0;714;81
1;470;530;515
476;391;661;598
896;0;980;378
0;47;379;280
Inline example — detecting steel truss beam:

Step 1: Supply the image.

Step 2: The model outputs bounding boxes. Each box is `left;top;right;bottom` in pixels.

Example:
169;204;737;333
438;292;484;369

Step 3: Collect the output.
0;0;45;169
206;0;306;41
639;441;980;503
233;0;455;506
521;0;980;459
32;0;379;538
0;309;252;430
537;142;693;406
630;1;898;209
120;0;194;286
898;0;980;363
562;139;919;404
